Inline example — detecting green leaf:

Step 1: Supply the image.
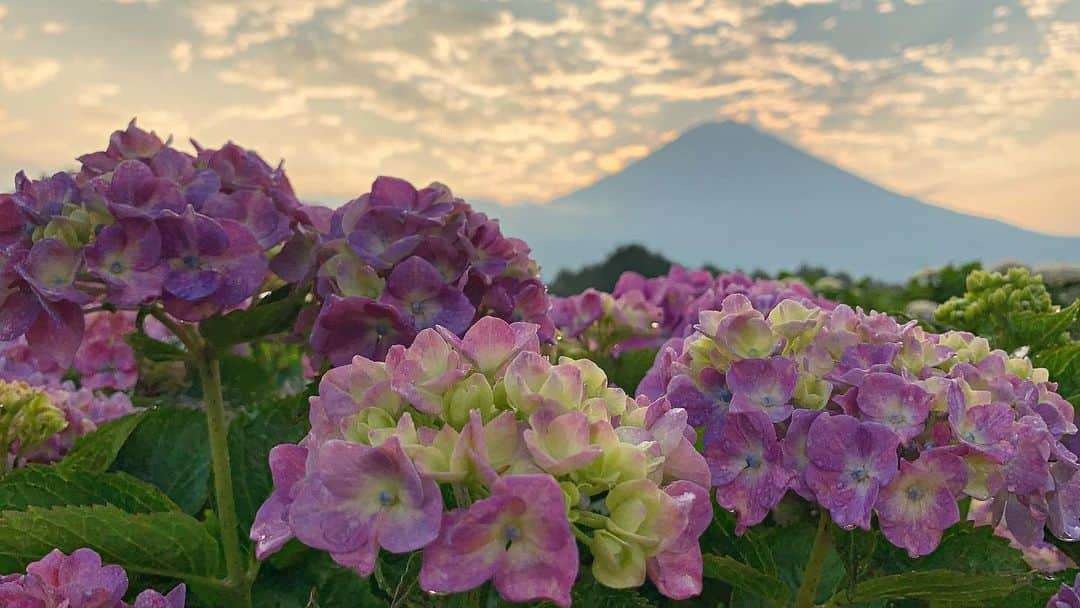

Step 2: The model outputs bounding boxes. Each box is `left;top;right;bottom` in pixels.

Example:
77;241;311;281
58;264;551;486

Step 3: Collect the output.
568;571;653;608
252;548;385;608
59;412;145;473
831;570;1021;605
703;554;790;606
201;295;304;349
603;348;658;395
1033;343;1080;406
126;332;189;362
1010;299;1079;351
0;465;178;513
0;504;221;579
702;508;778;576
229;391;310;537
112;407;211;514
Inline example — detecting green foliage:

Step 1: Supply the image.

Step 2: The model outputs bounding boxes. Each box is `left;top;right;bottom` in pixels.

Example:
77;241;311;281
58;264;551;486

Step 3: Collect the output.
112;407;211;514
201;293;306;350
934;268;1065;351
598;347;658;394
830;570;1021;605
0;504;222;579
702;555;790;606
59;412;145;473
126;332;189;362
0;465;178;513
229;389;312;538
251;547;385;608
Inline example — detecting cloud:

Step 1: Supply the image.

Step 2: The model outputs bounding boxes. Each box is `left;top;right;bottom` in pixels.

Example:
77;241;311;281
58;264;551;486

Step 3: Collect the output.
0;0;1072;234
170;41;193;72
41;21;67;34
596;143;651;172
0;57;60;91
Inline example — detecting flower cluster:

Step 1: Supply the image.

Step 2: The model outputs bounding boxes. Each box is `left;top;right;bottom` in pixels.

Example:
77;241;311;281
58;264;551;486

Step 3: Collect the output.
616;268;833;341
1048;573;1080;608
1;378;137;470
250;316;711;606
73;312;139;391
642;294;1078;557
934;267;1068;352
297;177;553;367
0;120;319;366
553;267;832;360
550;288;662;357
0;548;185;607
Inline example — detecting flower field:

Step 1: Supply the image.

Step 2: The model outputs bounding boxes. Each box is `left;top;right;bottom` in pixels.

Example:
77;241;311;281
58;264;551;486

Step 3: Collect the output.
0;122;1077;607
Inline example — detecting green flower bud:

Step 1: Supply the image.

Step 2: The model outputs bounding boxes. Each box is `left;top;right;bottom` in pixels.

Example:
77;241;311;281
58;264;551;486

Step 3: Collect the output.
590;529;647;589
443;373;496;429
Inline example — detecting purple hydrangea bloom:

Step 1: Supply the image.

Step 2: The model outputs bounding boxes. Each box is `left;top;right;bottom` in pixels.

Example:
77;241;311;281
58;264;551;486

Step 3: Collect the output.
853;372;932;443
310;295;416;367
250;443;309;560
307;177;551;365
22;548;127;607
380;256;474;335
156;207;268;321
1047;573;1080;608
875;448;967;557
73;312;139;391
726;357;797;422
288;437;443;575
84;219;167;307
704;410;793;533
419;475;577;607
0;548;185;608
805;413;899;530
781;408;824;500
645;480;713;600
130;585;187;608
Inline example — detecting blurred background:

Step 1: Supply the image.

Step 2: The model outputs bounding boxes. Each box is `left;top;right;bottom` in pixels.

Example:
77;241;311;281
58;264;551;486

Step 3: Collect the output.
0;0;1077;284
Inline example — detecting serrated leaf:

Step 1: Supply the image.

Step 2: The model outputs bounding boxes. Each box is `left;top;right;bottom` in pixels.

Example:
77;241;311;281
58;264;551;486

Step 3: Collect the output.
201;295;304;349
703;554;790;606
253;548;385;608
112;407;211;514
126;332;189;362
229;391;310;538
1010;300;1079;351
0;504;221;579
0;465;178;513
832;570;1021;605
1033;343;1080;406
60;412;145;473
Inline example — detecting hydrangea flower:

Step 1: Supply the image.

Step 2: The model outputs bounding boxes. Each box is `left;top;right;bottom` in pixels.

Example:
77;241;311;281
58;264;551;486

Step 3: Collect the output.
2;378;138;471
704;410;791;532
252;316;711;603
646;293;1078;556
0;547;186;607
304;177;552;366
1047;573;1080;608
555;268;832;364
420;475;577;607
0;120;320;364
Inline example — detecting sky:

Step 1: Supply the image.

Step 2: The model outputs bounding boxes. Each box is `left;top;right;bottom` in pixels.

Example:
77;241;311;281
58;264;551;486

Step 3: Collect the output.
0;0;1077;235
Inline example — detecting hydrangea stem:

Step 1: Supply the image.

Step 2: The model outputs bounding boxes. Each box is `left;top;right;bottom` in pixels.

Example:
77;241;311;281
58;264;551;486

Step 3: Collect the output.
795;509;833;608
195;351;251;607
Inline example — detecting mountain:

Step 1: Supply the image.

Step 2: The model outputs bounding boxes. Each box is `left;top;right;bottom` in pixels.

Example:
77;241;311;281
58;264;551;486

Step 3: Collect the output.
480;121;1080;281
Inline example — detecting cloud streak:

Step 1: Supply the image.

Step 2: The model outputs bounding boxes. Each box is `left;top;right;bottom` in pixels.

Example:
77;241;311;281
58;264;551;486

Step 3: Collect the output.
0;0;1075;235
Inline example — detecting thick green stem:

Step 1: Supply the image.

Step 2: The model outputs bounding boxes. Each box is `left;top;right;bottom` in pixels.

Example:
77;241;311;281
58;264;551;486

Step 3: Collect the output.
195;352;251;607
795;509;833;608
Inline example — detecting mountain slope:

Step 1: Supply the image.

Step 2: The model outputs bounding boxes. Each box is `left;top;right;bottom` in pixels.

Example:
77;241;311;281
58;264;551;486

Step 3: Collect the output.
483;121;1079;281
